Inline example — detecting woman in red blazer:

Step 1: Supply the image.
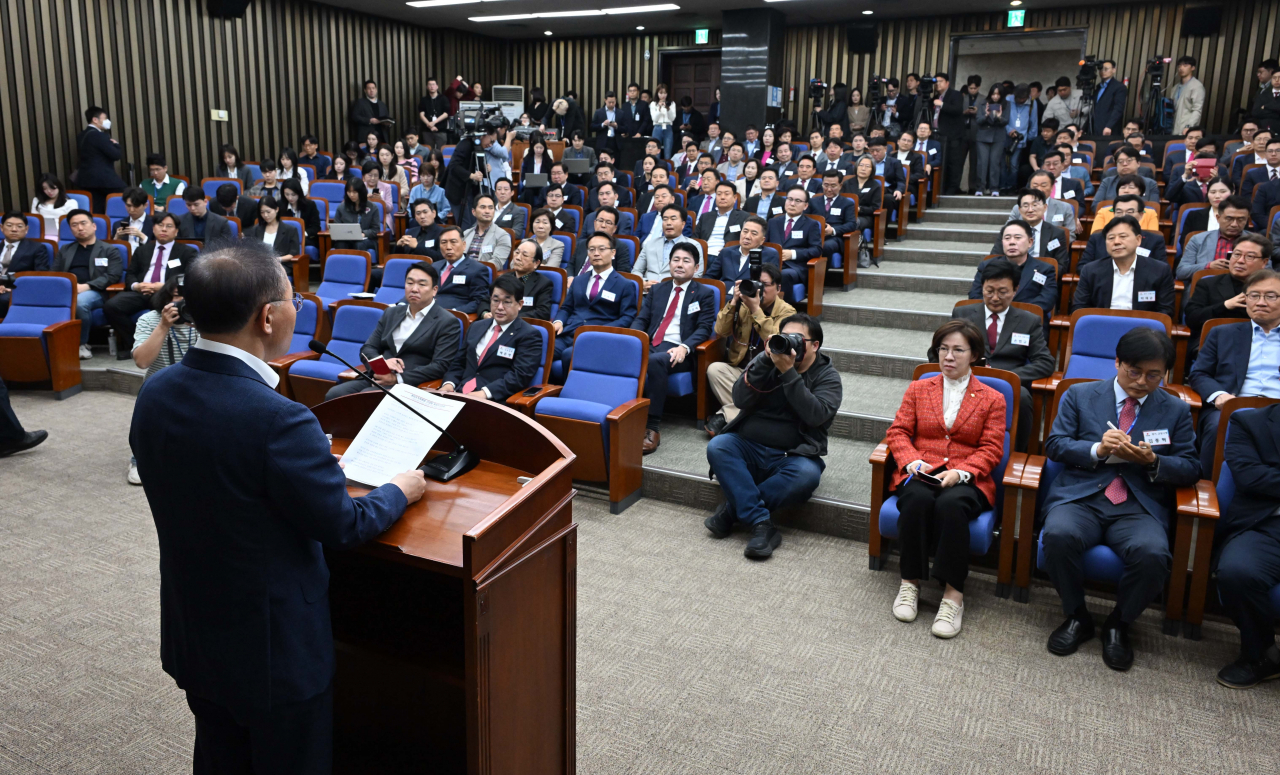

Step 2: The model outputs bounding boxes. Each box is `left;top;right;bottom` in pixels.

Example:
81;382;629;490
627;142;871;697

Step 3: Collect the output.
884;319;1006;638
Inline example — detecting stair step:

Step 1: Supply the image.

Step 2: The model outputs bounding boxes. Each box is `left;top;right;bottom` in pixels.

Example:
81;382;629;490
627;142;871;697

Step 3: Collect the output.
824;289;957;331
908;223;1002;245
937;194;1018;210
923;207;1010;225
858;261;975;280
857;263;972;295
817;321;931;379
880;242;991;266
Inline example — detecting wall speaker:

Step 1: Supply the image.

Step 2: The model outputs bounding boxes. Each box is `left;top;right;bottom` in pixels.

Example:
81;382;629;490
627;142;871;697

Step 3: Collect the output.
207;0;253;18
847;21;877;54
1180;5;1223;36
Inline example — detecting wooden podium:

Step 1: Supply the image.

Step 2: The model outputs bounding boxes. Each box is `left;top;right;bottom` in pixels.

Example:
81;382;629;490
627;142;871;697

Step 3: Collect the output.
311;390;578;774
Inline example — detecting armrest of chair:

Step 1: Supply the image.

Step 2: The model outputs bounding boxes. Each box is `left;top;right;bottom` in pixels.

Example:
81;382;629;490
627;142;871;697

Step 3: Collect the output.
607;397;651;425
1003;451;1029;488
43;319;84;393
1030;374;1061;394
106;283;125;293
1020;453;1045;490
1164;384;1201;410
869;441;890;466
1176;484;1202;518
418;379;443;389
1191;480;1219;519
805;256;827;317
268;351;319;371
506;384;562;416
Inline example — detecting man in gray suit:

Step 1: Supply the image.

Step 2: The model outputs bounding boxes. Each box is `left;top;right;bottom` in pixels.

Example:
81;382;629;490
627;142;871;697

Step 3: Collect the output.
492;178;528;240
324;262;460;399
53;209;122;357
1176;195;1252;280
953;258;1056;451
695;181;749;258
1007;171;1076;239
176;187;233;244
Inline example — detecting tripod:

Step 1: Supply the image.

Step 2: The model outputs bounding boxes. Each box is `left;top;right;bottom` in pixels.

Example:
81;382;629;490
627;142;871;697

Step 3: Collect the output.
1076;82;1097;135
1141;65;1168;135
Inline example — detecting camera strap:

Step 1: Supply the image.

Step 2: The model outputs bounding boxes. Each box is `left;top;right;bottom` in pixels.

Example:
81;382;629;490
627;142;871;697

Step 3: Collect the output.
165;326;194;364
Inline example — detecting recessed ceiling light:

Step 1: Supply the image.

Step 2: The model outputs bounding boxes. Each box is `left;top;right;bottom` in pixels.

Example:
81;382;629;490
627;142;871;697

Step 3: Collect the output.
407;0;480;7
471;3;678;20
544;30;553;34
862;9;873;13
636;25;645;30
1010;1;1022;5
603;4;680;13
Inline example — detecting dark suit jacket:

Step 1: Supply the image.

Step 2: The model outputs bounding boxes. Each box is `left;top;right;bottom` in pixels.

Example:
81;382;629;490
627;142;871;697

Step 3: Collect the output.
363;301;459;384
245;223;301;258
1079;230;1167;273
1092;78;1129;134
434;257;491;314
507;270;555;321
814;157;853;177
632;280;716;353
2;239;52;274
123;241;199;289
1043;378;1200;524
989;221;1070;268
636;210;692;243
1231;153;1264;185
695;209;749;246
129;346;406;721
178;212;233;244
591;107;620;147
766;213;822;269
1188;320;1255;401
54;240;122;292
845;179;882;217
896;152;928;186
1056;177;1086;205
744;193;787;221
953;303;1056;383
1250;178;1280;231
1184;273;1248;343
537;185;584;209
494;202;528;239
935;89;966;136
555;269;638;336
112;215;155;244
787;177;823;198
705;245;780;286
75;127;125;188
876;156;907;195
1241;166;1275;205
580;211;634;241
349;96;390;143
1217;404;1280;551
585;186;632;213
1072;255;1176;317
1182;208;1212;237
1252;90;1280;123
968;256;1058;315
768;160;799;181
401;224;444;261
442;316;541;400
675;108;707;142
807;195;857;236
1165;175;1211;208
618;100;653;137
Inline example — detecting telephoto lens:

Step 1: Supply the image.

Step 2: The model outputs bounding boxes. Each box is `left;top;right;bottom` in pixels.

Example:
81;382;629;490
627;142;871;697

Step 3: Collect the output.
768;332;806;355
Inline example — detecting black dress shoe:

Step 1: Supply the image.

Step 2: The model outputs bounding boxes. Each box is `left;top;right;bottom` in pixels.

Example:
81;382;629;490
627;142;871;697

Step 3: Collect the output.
0;430;48;458
116;350;133;360
1217;646;1280;689
1047;615;1095;656
1100;621;1134;671
705;412;727;438
744;521;781;559
704;502;734;539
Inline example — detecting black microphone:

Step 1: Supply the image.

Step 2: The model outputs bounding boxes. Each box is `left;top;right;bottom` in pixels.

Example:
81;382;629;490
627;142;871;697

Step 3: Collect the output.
308;339;479;482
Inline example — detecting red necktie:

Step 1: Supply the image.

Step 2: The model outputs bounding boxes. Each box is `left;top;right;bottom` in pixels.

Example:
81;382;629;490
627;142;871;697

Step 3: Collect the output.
461;323;504;393
589;274;602;299
439;261;453;285
150;244;166;283
785;218;794;236
1104;397;1139;504
825;198;832;213
652;286;682;344
987;313;998;352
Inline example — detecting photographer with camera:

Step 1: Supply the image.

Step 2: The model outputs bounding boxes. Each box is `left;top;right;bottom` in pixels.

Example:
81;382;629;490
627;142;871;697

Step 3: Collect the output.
704;313;841;559
812;82;850;139
443;120;500;224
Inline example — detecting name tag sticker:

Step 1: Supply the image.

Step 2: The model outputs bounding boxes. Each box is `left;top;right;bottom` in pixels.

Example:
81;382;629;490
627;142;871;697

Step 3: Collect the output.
729;224;740;233
1032;271;1047;285
1051;214;1063;222
1011;332;1030;346
94;257;109;266
791;231;804;239
771;207;782;215
1138;290;1156;302
523;295;535;307
601;290;617;302
1046;239;1060;251
1143;429;1171;446
424;240;435;247
686;301;700;313
1136;246;1150;257
501;214;511;221
496;345;515;359
928;148;937;156
453;274;467;284
830;208;842;216
1064;190;1076;199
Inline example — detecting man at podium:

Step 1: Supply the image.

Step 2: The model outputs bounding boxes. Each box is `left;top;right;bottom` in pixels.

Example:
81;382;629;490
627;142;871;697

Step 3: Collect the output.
130;243;426;774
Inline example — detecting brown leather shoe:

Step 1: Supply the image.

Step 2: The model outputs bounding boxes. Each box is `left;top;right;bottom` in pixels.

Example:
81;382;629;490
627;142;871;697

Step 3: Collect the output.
642;429;661;454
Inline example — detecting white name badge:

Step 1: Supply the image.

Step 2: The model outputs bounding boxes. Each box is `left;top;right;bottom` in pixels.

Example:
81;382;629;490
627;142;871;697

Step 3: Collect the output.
1051;214;1063;222
496;345;515;359
729;224;740;233
771;207;783;215
601;290;617;301
791;230;804;239
501;214;512;221
1032;271;1047;285
1136;246;1150;257
168;259;182;268
1046;239;1060;251
523;296;535;307
1064;190;1076;199
424;240;435;248
862;187;872;193
1011;333;1031;346
453;274;467;284
94;257;109;266
928;148;938;155
830;208;842;216
1138;290;1156;302
1143;429;1171;446
686;301;701;313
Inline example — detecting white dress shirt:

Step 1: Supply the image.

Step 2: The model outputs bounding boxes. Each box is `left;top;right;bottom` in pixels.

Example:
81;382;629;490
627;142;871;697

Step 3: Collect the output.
133;241;177;290
1110;259;1136;309
193;339;280;388
706;209;732;256
942;372;971;431
1089;379;1151;461
392;301;435;362
125;215;149;248
659;280;691;347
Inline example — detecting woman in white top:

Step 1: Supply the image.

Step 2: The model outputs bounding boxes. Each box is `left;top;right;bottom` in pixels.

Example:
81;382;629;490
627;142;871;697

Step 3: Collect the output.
650;83;678;159
527;208;563;267
521;132;556;164
31;174;77;239
277;147;311;194
735;159;764;201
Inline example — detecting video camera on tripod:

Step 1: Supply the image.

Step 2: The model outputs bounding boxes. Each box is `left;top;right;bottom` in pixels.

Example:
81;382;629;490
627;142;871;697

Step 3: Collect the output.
808;79;828;102
1141;56;1173;134
868;75;890;108
1075;55;1100;132
451;102;508;139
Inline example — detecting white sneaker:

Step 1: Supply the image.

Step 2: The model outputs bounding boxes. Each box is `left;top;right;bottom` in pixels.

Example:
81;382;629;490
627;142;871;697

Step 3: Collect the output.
892;582;919;622
991;190;1000;197
932;599;964;638
974;190;984;196
79;345;93;360
127;464;142;486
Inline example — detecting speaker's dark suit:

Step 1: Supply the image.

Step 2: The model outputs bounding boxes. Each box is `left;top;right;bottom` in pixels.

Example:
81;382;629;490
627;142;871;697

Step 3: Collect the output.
1072;255;1175;317
1092;78;1129;135
968;255;1058;316
705;245;781;287
130;346;407;771
553;268;638;364
1077;230;1167;274
1188;320;1258;476
442;315;542;400
433;257;491;314
631;280;716;428
327;302;460;400
766;213;822;303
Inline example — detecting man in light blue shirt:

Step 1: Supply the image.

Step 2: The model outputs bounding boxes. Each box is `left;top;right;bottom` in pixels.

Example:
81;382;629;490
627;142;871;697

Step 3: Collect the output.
1003;88;1033;190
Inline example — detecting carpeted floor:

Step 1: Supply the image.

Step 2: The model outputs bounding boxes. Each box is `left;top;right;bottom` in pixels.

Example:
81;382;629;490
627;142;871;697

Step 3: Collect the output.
2;390;1278;774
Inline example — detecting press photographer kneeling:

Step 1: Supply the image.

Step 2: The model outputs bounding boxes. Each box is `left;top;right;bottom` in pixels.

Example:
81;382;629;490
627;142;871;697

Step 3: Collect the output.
704;313;842;559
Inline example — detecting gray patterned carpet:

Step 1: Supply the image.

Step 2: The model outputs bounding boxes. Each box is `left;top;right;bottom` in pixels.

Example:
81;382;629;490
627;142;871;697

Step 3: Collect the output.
2;390;1278;774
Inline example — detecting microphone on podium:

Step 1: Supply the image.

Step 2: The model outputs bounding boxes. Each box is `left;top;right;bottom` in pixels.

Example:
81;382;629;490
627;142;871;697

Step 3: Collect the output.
308;339;479;482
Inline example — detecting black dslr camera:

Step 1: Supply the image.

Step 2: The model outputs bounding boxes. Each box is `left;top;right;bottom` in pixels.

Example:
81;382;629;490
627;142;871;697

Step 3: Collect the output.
737;250;764;298
0;272;14;290
173;274;193;324
768;332;807;356
808;79;828;102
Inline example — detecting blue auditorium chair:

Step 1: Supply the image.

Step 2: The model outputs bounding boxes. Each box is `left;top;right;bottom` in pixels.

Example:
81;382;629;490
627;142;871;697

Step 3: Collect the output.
0;272;83;398
92;241;132;332
243;163;264;184
374;257;419;305
106;193;150;221
165;196;189;217
537;266;567;321
315;250;372;310
65;191;92;212
267;293;323;398
310;183;347;218
202;178;241;198
280;218;308;289
286;300;384;406
57;215;108;247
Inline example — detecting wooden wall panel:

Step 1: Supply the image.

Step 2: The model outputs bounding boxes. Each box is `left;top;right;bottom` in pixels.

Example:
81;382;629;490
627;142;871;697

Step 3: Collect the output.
0;0;502;210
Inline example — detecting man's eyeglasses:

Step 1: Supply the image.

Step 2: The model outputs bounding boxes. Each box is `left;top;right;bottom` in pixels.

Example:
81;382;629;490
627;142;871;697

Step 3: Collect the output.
1245;291;1280;302
271;293;305;311
1122;366;1165;383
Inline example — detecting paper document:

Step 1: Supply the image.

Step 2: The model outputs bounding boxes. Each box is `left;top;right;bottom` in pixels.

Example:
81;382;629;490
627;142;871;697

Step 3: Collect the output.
339;384;465;487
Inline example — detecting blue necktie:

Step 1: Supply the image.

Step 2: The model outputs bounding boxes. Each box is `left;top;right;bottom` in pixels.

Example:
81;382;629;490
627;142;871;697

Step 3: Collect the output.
1098;80;1108;100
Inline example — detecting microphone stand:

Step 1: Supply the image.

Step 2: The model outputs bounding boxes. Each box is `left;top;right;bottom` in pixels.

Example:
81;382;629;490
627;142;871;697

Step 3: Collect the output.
308;340;479;482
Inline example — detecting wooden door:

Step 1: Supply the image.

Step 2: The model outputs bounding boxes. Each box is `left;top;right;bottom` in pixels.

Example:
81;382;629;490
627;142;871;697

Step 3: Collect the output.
667;54;721;115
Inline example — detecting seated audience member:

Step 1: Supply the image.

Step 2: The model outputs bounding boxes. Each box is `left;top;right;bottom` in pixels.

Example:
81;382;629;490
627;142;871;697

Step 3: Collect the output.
248;159;285;199
704;263;794;436
972;220;1058;316
632;243;716;453
954;258;1056;451
1178;196;1253;281
407;169;452;222
491;178;527;237
244;197;301;263
1230;128;1271;184
704;313;841;559
1009;170;1077;239
673;135;700;175
695;182;748;258
706;215;777;290
112;188;155;251
395;199;444;262
525;209;563;268
360;161;396;231
537;186;576;234
1038;151;1085;202
1160;126;1206;179
1167;157;1230;210
30;174;76;240
893;131;928;187
0;211;51;317
636;186;688;243
886;319;1007;638
744;169;784;221
734;159;763;201
298;134;329;178
374;144;409;208
1212;401;1280;688
1184;233;1272;360
177;188;232;244
492;239;553;321
442;273;541;400
1188;266;1280;477
325;261;458;400
816;137;852;176
324;155;358;183
331;179;380;259
565;207;623;277
53;209;121;358
128;275;200;484
1078;196;1167;271
768;142;798;181
717;143;746;182
1072;216;1175;317
1248;144;1280;229
587;167;632;211
538;165;584;209
700;122;723;158
1053;145;1095;196
789;156;823;197
637;174;673;215
1240;137;1280;204
636;205;703;290
846;157;882;265
582;183;633;237
993;189;1070;266
767;189;822;304
433;225;491;314
140;153;187;205
210;183;257;230
551;232;639;369
807;170;858;259
1094;150;1161;210
867;138;905;202
104;212;197;356
214;144;254;187
1172;177;1233;235
1089;190;1161;237
631;139;664;180
461;194;512;270
688;169;721;219
1040;328;1199;671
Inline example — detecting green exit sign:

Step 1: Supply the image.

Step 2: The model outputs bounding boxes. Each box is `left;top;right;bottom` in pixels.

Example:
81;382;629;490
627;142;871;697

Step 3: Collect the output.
1007;9;1025;27
695;29;709;44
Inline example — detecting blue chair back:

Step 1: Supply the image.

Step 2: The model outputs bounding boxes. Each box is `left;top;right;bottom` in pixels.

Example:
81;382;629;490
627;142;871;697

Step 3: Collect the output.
674;192;686;209
226;219;240;241
316;253;369;301
529;323;552;385
66;192;91;211
324;305;384;366
562;208;581;234
375;259;416;304
1165;141;1186;159
106;243;130;279
283;219;304;252
791;143;809;158
203;179;240;198
442;145;456;164
370;201;385;229
106;195;150;221
551;233;573;262
287;298;320;354
562;331;644;408
1065;315;1166;380
33;241;56;269
537;268;565;319
4;275;73;327
244;164;264;184
25;215;42;235
615;172;633;189
617;211;635;234
615;238;636;272
310;182;347;217
166;197;189;216
310;197;330;230
58;216;109;246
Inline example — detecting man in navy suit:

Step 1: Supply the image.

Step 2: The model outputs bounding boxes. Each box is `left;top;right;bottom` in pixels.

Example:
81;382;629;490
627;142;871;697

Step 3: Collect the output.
0;211;52;317
552;232;639;370
441;273;542;401
75;106;125;212
632;243;716;453
868;138;906;202
618;82;653;138
970;220;1058;316
788;156;823;198
581;184;633;236
1092;60;1128;136
1230;127;1271;185
1213;402;1280;688
766;190;822;305
111;187;155;252
1039;151;1086;203
807;171;857;259
636;187;690;243
432;225;491;314
591;92;622;154
1077;197;1166;272
1040;328;1200;671
687;169;721;221
705;215;777;289
745;169;785;221
1072;216;1175;317
1188;268;1280;476
130;244;425;773
1241;137;1280;204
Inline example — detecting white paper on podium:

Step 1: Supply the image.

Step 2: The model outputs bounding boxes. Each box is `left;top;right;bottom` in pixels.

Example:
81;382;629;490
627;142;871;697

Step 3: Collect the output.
340;384;465;487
